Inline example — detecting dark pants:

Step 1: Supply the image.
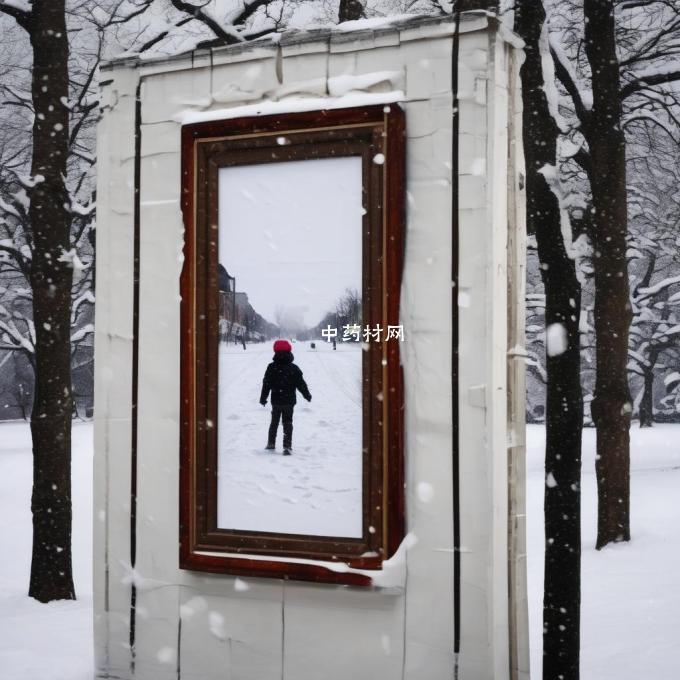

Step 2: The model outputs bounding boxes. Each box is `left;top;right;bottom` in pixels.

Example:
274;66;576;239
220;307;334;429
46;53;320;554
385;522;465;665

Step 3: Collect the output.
268;405;294;449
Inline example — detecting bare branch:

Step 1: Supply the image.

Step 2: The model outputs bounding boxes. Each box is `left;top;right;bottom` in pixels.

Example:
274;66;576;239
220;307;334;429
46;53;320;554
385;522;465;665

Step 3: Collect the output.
69;100;98;148
619;17;680;67
107;0;155;26
617;0;677;10
168;0;244;44
623;110;680;144
0;243;31;279
137;16;193;53
226;0;274;26
621;69;680;99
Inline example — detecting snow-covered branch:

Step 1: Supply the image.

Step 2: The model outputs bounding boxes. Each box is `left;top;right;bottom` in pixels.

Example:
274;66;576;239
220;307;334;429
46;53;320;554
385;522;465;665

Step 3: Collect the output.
169;0;246;44
0;241;31;278
67;200;96;218
537;163;581;263
71;290;94;325
549;35;593;129
538;25;570;134
637;275;680;301
70;323;93;344
0;195;22;220
224;0;273;26
0;0;32;30
137;15;193;53
0;313;34;354
525;350;548;384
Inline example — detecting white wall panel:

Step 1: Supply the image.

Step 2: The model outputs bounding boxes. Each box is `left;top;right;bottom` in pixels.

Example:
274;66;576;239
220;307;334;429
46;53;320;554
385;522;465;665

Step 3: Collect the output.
95;16;526;680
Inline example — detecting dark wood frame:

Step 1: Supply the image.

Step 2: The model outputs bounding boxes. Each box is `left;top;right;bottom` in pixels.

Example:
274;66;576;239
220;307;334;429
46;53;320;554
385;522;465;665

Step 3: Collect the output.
180;105;405;585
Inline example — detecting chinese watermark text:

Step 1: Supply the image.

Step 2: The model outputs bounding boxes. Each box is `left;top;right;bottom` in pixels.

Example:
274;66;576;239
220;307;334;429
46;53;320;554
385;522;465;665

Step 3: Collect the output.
322;324;405;342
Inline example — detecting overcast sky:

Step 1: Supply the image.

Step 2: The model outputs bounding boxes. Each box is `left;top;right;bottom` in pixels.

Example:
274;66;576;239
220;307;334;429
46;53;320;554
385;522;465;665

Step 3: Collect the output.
218;156;363;328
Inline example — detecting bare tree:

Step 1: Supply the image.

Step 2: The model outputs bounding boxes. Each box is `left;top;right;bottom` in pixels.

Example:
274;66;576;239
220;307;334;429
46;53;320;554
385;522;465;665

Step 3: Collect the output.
335;287;362;326
543;0;680;547
625;116;680;427
515;3;583;677
0;0;291;603
0;0;140;602
578;0;632;548
0;0;77;603
627;143;680;426
525;2;680;430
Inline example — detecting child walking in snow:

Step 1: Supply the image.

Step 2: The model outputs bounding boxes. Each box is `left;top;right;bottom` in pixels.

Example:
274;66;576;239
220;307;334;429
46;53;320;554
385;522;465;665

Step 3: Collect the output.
260;339;312;455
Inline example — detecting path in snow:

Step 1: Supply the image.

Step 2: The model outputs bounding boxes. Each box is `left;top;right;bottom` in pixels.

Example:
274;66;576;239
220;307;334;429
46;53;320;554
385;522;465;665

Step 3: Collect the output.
217;341;363;537
527;424;680;679
0;421;93;680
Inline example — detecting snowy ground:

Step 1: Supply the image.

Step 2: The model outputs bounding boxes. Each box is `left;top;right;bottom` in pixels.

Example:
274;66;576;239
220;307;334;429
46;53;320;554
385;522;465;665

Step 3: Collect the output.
527;424;680;679
0;421;93;680
2;418;680;678
217;341;363;537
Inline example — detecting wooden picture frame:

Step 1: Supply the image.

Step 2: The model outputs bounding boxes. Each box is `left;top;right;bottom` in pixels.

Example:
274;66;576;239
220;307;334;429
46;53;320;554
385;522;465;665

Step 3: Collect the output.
179;105;405;585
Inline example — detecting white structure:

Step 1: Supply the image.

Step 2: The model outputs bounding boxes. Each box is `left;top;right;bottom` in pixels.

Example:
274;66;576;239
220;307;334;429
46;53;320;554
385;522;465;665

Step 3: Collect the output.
95;12;527;680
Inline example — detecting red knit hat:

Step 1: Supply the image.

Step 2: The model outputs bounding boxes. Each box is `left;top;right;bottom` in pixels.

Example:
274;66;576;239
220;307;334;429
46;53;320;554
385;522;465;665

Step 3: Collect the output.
273;339;292;353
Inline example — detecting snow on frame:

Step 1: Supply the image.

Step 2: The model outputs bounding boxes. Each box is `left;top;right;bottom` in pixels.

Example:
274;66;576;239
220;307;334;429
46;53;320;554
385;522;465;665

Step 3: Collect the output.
174;90;405;125
196;531;418;589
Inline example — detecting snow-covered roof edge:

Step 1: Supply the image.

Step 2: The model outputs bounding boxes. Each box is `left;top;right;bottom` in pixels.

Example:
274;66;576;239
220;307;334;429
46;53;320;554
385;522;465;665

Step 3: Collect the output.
101;11;513;75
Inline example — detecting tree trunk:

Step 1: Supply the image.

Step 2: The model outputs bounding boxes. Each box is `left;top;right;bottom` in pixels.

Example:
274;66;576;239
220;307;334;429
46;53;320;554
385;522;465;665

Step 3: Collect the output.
515;4;583;679
635;252;658;429
638;367;654;428
583;0;632;550
638;332;667;429
26;0;75;602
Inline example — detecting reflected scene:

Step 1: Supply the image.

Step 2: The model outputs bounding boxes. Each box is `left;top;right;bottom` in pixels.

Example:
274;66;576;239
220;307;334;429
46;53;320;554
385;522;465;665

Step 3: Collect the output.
216;156;364;538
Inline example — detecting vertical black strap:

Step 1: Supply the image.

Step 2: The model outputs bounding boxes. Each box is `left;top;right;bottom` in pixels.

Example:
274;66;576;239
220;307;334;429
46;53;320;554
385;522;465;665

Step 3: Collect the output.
451;2;462;665
129;77;142;674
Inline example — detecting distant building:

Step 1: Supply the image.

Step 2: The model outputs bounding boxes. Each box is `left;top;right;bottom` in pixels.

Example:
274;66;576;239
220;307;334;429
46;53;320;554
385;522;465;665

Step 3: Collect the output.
217;264;276;342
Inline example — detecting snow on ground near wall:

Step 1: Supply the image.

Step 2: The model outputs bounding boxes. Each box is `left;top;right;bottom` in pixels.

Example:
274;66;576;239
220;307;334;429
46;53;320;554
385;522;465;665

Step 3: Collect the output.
2;414;679;678
218;341;363;537
0;421;93;680
527;424;680;680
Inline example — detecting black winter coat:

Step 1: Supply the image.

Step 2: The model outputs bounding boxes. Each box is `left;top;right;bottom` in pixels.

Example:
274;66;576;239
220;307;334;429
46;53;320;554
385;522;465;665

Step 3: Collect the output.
260;351;311;406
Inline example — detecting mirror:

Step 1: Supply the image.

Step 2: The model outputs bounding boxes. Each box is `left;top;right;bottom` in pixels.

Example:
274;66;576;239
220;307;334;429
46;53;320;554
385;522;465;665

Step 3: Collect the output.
216;157;364;538
180;106;405;581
